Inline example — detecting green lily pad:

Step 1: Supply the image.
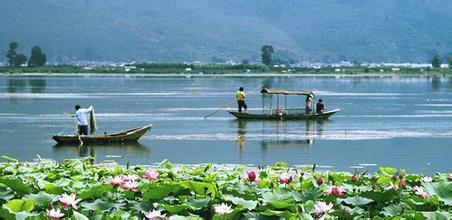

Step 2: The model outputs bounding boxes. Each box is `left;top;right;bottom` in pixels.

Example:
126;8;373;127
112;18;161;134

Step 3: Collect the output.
5;199;35;213
0;178;33;195
339;196;373;206
423;180;452;206
223;194;258;210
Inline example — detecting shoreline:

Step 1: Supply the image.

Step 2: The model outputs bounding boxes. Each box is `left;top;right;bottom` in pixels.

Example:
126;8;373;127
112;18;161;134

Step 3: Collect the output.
1;72;451;78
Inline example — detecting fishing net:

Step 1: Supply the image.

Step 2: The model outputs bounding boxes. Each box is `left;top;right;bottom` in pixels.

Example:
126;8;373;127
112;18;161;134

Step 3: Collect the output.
90;107;97;134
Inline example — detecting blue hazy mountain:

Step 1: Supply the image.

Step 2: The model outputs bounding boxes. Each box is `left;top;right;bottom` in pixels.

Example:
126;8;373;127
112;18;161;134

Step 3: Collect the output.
1;0;451;63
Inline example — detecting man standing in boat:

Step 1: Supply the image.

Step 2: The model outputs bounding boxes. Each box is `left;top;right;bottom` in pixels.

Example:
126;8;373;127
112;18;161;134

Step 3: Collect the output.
236;87;248;113
306;94;314;114
316;99;325;114
75;105;93;135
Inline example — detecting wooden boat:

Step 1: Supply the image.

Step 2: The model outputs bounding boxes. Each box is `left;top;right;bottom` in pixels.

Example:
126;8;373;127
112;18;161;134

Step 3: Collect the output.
52;124;152;144
228;109;340;120
228;88;340;120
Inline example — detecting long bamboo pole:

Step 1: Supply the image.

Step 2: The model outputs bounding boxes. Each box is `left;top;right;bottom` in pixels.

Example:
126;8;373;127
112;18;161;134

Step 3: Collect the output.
203;84;263;119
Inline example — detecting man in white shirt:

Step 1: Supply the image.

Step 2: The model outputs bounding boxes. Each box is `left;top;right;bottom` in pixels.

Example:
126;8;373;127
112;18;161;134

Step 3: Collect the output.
75;105;93;135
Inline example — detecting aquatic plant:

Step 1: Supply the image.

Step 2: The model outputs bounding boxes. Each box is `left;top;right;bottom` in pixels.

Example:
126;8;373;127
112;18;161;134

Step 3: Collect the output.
0;158;450;219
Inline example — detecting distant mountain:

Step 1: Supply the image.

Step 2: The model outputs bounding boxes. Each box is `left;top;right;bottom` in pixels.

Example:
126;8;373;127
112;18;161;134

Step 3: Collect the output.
1;0;451;63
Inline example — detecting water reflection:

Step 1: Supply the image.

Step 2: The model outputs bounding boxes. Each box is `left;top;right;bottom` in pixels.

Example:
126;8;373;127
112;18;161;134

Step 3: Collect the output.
6;78;47;93
234;119;331;152
431;76;441;92
29;79;47;93
53;142;150;163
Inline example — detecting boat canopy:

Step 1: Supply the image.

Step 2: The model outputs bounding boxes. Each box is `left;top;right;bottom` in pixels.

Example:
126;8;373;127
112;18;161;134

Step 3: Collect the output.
261;88;314;96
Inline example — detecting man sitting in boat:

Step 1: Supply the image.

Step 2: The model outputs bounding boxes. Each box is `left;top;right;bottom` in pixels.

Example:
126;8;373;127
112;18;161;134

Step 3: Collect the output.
236;87;248;113
316;99;325;114
75;105;93;135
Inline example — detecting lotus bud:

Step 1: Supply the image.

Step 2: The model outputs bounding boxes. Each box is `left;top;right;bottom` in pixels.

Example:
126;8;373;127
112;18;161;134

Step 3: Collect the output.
316;177;324;185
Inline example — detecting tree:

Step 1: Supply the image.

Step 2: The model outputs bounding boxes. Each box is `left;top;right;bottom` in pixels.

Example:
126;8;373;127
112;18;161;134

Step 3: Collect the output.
448;56;452;69
15;54;27;66
261;45;274;66
6;42;18;66
241;59;249;65
431;54;441;68
28;46;47;67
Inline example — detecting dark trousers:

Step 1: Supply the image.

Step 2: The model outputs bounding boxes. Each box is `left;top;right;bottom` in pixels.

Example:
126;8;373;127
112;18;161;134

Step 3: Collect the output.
238;100;247;112
78;125;88;135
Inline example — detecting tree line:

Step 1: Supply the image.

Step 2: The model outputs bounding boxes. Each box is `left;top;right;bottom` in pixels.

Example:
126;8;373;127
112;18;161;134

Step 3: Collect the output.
5;42;46;67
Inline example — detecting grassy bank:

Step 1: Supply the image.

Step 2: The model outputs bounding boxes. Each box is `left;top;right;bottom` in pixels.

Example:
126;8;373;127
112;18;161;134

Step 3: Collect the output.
0;157;450;219
1;64;452;76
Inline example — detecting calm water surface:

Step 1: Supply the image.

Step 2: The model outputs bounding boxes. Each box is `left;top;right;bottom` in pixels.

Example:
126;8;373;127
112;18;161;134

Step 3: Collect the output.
0;75;451;174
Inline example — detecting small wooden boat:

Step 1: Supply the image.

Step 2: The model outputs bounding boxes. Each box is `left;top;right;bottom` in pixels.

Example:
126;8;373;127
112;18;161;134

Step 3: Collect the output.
228;88;340;120
52;124;152;144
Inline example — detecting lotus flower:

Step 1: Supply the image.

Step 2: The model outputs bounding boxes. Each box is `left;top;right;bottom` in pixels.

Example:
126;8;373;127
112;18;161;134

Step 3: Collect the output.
107;175;123;186
213;203;233;216
351;175;358;183
57;193;81;209
143;170;159;180
278;173;292;184
413;186;429;199
47;208;64;220
326;186;345;196
448;173;452;181
122;174;139;182
313;201;333;216
144;209;166;219
421;176;432;183
316;176;324;185
246;171;259;183
398;180;407;188
121;180;139;192
384;182;398;191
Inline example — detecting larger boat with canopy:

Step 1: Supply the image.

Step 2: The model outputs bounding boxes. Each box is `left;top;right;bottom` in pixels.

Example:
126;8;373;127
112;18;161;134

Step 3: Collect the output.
227;88;340;120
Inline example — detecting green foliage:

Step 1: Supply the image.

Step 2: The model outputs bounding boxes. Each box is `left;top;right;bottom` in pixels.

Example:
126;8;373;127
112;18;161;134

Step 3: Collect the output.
432;54;442;68
5;42;27;67
28;46;46;67
448;56;452;69
261;45;274;66
0;160;450;219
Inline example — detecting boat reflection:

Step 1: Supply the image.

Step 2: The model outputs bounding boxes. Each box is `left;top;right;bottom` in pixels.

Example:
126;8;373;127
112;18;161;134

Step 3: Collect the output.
53;142;150;163
233;119;332;151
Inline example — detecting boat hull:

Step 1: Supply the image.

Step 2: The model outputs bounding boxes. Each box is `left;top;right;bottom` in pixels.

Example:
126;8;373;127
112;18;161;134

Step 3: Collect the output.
52;125;152;144
227;109;340;120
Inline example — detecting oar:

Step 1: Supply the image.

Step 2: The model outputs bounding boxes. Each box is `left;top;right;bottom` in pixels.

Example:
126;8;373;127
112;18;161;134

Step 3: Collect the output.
203;84;263;119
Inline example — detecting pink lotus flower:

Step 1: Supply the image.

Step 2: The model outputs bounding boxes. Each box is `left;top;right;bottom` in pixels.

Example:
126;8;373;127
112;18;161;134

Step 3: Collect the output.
121;180;139;192
313;201;333;216
399;180;407;188
47;208;64;220
58;193;81;209
316;176;324;185
326;186;345;196
107;175;123;186
278;173;292;184
143;170;159;180
413;186;429;199
122;174;139;182
246;171;259;183
213;203;233;216
351;175;358;183
144;209;166;219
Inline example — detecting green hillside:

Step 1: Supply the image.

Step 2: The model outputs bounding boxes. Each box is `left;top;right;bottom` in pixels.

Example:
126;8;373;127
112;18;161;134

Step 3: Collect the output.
1;0;451;63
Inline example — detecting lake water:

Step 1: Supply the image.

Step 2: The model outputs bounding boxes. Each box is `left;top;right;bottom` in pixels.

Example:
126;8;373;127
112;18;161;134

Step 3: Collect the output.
0;75;451;174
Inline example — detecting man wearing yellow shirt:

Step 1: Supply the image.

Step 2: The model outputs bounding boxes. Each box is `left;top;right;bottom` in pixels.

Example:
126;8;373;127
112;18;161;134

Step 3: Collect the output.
236;87;248;113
